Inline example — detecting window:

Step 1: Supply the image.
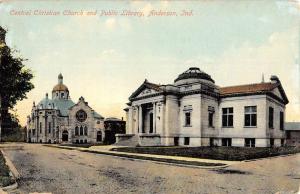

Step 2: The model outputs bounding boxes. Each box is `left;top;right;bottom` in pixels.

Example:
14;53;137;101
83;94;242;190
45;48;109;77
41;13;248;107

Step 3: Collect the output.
222;108;233;127
32;129;36;136
84;126;88;136
48;122;51;134
184;137;190;145
61;93;64;98
244;106;257;127
269;107;274;128
287;131;291;139
280;112;284;130
270;138;274;147
208;106;215;127
245;138;255;147
209;138;215;146
281;139;285;146
174;137;179;146
185;112;191;126
222;138;232;146
75;126;79;136
39;122;42;133
80;126;83;136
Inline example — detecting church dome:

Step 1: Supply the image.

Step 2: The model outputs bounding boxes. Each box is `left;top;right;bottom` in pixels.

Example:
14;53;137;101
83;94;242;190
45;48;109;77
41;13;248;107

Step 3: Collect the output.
52;73;69;92
52;83;69;92
174;67;215;84
37;93;55;109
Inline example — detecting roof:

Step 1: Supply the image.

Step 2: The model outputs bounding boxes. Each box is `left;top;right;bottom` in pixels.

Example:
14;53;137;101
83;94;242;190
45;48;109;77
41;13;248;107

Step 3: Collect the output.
52;99;75;116
174;67;215;83
285;122;300;131
129;80;163;100
220;82;278;95
105;117;123;121
52;83;69;92
93;111;104;119
37;97;75;116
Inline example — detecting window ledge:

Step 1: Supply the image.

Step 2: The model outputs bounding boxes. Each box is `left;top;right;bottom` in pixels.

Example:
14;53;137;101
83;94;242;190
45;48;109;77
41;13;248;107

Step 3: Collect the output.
244;126;257;128
184;125;192;127
222;126;234;128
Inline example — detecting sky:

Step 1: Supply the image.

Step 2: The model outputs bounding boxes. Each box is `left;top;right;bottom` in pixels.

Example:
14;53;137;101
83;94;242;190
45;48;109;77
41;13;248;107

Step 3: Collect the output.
0;0;299;126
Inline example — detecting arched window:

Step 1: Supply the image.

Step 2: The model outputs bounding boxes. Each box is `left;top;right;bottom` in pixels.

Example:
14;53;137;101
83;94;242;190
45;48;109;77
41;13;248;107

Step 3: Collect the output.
80;126;83;136
84;126;88;136
75;126;79;136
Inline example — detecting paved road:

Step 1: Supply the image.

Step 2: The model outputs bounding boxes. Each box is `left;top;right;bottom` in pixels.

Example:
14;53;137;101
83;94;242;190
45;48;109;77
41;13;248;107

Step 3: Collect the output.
1;143;299;194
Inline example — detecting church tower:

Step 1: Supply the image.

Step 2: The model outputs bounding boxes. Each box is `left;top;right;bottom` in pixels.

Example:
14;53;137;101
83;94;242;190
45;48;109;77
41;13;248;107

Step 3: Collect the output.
52;73;69;100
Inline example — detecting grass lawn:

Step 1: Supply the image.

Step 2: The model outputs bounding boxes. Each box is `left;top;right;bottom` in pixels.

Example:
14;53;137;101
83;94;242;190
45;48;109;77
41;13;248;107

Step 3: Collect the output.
111;146;300;161
0;151;14;187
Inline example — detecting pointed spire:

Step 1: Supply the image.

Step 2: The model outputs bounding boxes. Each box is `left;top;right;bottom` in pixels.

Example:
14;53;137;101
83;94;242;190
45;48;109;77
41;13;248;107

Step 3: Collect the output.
261;73;265;83
58;73;63;84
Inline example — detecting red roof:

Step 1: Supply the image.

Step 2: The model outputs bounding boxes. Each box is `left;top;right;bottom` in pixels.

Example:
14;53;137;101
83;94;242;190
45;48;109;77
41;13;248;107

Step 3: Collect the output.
220;82;278;95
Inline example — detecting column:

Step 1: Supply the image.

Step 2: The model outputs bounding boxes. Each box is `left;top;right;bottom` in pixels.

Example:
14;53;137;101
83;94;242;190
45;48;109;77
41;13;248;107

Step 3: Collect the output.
135;106;139;134
153;102;156;134
138;105;143;133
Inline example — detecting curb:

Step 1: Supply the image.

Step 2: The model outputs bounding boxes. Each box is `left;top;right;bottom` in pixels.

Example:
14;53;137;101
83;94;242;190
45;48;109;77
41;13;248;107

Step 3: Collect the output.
44;145;230;169
0;150;19;192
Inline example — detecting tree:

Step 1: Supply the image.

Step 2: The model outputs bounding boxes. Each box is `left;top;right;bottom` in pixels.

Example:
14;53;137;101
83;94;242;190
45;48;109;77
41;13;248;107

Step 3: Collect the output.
0;26;34;142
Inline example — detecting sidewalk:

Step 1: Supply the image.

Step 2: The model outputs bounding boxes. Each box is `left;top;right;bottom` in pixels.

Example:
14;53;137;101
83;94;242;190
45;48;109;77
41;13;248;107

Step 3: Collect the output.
0;150;19;193
45;145;239;169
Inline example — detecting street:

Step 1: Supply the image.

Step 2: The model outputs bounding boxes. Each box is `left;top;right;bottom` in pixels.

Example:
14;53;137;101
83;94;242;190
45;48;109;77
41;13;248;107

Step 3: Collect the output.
1;143;299;194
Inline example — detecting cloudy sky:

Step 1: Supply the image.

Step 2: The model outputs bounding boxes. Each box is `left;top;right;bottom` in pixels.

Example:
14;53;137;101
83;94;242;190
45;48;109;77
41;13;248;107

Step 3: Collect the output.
0;0;299;126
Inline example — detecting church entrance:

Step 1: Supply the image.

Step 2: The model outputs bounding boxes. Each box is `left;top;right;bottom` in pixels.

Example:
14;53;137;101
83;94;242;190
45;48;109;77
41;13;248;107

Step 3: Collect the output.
97;131;102;142
62;130;68;142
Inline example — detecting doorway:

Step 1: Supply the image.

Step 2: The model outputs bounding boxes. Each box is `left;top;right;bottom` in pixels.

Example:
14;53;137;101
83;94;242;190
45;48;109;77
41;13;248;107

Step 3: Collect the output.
62;130;68;142
97;131;102;142
149;113;153;133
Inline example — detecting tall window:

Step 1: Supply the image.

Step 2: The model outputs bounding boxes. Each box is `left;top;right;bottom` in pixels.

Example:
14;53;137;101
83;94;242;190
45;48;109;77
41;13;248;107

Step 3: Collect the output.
245;138;255;147
75;126;79;136
39;122;42;133
209;112;214;127
208;106;214;127
48;122;51;134
280;111;284;130
185;112;191;126
222;108;233;127
244;106;257;127
84;126;88;135
269;107;274;128
80;126;83;136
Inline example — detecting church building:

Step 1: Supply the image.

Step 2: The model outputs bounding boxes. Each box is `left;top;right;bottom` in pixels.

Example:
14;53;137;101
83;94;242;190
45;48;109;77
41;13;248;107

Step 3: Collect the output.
26;74;105;144
116;67;289;147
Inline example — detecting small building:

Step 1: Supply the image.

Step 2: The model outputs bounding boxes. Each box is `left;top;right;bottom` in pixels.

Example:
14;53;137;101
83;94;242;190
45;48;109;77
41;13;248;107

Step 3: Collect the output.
117;67;289;147
104;117;125;144
285;122;300;146
26;74;105;144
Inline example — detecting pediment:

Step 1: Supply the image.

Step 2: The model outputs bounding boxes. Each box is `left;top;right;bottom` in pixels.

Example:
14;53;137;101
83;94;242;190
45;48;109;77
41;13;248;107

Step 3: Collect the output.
129;80;163;100
136;88;159;98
